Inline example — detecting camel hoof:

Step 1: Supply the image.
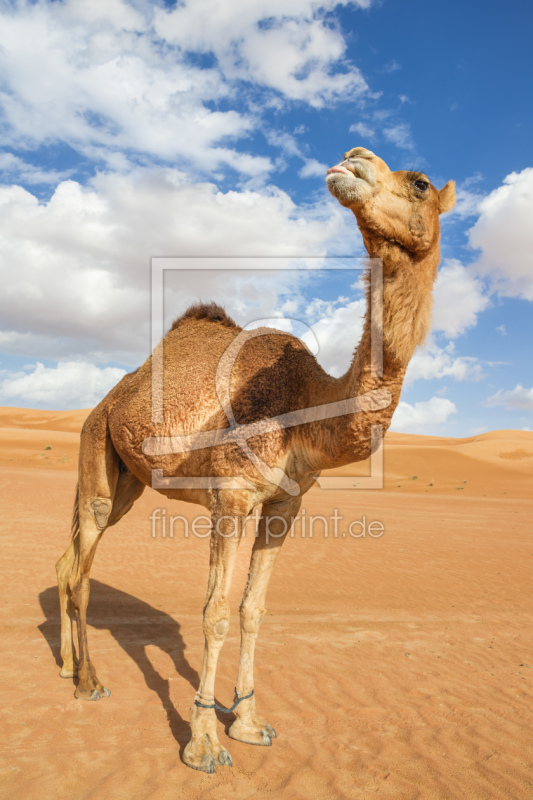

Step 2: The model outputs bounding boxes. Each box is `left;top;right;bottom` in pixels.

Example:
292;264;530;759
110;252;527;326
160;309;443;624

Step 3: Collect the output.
228;720;273;746
202;754;216;774
218;750;232;767
186;754;216;774
102;687;111;697
74;686;102;701
265;724;277;739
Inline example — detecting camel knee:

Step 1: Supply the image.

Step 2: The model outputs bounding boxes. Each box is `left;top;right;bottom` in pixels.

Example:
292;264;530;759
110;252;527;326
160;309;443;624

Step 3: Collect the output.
204;597;230;643
240;601;265;636
91;498;112;529
214;618;229;637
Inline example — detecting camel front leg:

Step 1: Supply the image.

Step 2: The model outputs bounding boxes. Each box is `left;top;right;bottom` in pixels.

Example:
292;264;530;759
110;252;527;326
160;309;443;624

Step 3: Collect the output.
229;496;301;746
183;500;245;774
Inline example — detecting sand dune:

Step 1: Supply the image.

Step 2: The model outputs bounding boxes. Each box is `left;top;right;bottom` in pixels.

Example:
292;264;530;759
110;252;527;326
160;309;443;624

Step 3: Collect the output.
0;407;90;471
1;407;531;498
0;407;90;432
324;429;533;499
1;407;532;799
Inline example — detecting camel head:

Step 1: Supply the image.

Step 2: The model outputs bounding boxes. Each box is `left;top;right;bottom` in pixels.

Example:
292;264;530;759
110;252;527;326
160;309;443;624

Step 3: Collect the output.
326;146;456;256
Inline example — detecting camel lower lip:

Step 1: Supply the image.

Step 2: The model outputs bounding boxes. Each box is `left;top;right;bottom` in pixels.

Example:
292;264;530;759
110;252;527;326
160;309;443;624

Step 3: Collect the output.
327;165;352;177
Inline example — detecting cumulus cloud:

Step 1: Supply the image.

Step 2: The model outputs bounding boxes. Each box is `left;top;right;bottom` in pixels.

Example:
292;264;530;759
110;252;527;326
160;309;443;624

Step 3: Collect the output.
0;1;265;175
0;0;371;174
154;0;370;108
432;259;489;338
405;337;483;386
301;296;365;377
0;153;73;185
1;0;516;424
486;384;533;411
349;121;376;139
382;123;413;150
298;278;486;385
0;361;126;409
0;170;345;365
299;158;329;178
447;186;484;219
469;167;533;300
390;396;457;434
347;110;418;153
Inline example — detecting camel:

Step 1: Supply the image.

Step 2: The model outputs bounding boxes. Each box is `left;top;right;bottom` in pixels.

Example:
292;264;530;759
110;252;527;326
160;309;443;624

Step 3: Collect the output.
56;147;455;774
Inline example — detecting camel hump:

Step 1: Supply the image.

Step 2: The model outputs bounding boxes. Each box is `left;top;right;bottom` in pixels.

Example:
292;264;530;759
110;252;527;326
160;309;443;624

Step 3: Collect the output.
170;302;240;331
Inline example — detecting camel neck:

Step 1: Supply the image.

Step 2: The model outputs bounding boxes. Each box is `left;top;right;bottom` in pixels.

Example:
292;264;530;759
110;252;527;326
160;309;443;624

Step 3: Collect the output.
304;243;439;471
346;238;439;390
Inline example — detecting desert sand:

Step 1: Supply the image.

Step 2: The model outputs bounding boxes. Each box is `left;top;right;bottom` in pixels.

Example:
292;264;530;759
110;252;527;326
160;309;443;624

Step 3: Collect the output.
1;407;532;799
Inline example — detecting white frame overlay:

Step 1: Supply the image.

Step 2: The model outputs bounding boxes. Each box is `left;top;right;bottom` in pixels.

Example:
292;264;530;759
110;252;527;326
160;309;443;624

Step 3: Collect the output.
146;257;388;492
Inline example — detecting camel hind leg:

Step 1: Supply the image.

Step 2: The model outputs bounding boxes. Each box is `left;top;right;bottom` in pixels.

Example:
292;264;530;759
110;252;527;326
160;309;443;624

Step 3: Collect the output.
58;406;142;700
68;489;112;700
56;510;79;679
69;413;117;701
56;466;144;684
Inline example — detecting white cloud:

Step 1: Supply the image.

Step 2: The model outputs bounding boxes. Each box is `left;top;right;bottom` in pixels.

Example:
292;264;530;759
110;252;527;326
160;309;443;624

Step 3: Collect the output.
0;361;126;408
0;153;73;185
154;0;370;108
299;158;328;178
391;396;457;434
0;170;345;365
383;123;413;150
264;130;328;178
0;1;267;174
405;337;483;386
349;121;375;139
469;167;533;300
0;0;372;174
297;285;487;390
447;186;484;219
432;259;489;338
486;384;533;411
301;296;366;377
381;60;401;74
264;129;301;159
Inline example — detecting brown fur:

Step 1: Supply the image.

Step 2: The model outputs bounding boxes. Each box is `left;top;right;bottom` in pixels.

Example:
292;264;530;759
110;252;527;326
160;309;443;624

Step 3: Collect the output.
56;146;455;773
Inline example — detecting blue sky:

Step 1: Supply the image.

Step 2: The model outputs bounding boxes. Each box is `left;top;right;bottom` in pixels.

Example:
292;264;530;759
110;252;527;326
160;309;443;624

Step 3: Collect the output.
0;0;532;435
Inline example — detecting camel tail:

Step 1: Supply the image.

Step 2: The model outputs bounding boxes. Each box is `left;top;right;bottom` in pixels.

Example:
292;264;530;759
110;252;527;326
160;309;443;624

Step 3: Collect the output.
71;483;80;545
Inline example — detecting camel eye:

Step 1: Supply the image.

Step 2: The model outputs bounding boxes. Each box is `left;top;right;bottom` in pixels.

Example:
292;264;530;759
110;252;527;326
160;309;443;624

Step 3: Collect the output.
414;180;429;192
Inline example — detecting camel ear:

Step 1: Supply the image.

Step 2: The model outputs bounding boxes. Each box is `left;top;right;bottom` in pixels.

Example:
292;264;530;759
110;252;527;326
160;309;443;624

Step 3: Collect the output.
438;180;456;214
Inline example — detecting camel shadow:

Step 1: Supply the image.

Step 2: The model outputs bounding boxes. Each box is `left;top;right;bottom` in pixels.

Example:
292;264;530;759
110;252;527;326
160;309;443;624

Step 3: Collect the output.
38;580;200;752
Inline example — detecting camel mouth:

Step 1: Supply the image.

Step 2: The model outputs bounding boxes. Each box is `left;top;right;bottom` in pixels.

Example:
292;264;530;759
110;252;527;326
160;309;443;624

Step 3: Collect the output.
326;159;376;207
326;165;353;178
326;158;375;185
